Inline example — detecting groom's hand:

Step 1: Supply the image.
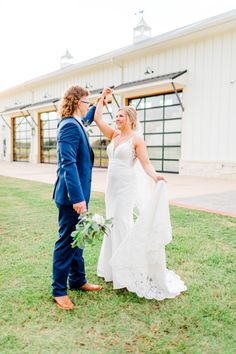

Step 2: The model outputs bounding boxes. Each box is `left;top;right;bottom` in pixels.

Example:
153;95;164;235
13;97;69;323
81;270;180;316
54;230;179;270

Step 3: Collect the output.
73;201;87;214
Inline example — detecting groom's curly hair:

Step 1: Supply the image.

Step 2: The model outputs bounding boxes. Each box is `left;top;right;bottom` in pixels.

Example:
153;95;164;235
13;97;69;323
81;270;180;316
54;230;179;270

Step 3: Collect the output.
58;85;89;118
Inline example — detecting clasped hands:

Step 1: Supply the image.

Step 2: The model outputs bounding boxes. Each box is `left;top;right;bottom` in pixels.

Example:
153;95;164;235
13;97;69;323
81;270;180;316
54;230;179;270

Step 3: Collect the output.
96;87;113;106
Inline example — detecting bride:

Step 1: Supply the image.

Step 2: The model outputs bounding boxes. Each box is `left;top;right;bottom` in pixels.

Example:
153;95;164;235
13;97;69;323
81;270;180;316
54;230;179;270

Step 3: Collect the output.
94;89;187;300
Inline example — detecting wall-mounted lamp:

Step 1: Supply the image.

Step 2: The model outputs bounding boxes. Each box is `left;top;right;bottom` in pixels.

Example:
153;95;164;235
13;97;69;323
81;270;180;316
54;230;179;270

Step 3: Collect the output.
85;82;93;89
43;92;51;99
144;66;154;75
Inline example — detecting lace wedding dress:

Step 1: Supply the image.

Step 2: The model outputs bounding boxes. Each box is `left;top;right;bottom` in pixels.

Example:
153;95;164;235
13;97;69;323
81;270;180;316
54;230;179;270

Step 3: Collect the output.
97;136;187;300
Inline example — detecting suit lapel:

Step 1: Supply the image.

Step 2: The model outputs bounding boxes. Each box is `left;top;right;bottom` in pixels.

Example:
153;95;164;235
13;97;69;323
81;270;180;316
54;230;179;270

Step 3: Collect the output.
77;119;95;165
58;117;94;163
77;119;90;145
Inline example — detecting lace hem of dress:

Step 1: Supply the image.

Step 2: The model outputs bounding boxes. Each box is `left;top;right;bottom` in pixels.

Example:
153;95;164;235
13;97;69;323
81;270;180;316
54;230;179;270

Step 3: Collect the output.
113;269;187;300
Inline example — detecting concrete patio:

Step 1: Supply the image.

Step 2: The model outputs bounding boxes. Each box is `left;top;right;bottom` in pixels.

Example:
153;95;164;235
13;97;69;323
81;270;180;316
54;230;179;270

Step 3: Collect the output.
0;160;235;217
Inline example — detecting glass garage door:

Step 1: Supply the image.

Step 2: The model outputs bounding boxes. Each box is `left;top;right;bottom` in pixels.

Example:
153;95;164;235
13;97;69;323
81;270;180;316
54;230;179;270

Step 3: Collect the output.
129;92;183;173
40;111;58;164
13;116;32;162
88;102;113;167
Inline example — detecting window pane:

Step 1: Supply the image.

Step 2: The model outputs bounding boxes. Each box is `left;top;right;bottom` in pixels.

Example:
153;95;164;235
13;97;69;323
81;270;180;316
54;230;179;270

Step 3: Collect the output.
103;103;112;113
26;130;31;139
163;160;179;172
145;121;163;134
136;98;145;109
43;129;50;138
90;137;102;148
48;138;57;147
100;137;109;147
137;109;144;121
103;114;113;125
93;148;101;157
89;125;100;136
49;156;57;164
101;148;108;158
164;106;182;119
101;158;108;167
164;147;180;159
146;107;163;121
15;131;21;139
164;119;182;132
145;95;164;108
49;119;59;129
49;129;57;138
164;133;181;146
41;113;48;121
147;147;162;159
49;111;57;120
151;160;162;171
145;134;163;146
41;120;50;129
129;98;144;109
164;92;182;106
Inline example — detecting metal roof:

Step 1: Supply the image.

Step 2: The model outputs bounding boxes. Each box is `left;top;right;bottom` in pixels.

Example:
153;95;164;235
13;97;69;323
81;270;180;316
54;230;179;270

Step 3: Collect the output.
1;104;31;114
115;70;187;90
0;98;60;114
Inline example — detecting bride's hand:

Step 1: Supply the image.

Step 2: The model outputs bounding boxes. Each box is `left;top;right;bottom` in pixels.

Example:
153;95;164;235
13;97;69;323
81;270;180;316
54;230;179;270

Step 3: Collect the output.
101;88;113;104
102;87;113;97
153;174;167;183
96;88;112;106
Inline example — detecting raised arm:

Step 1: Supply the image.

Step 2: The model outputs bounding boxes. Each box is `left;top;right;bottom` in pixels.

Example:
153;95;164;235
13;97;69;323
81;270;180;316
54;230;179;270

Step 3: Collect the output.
94;88;118;140
81;105;96;126
134;135;166;183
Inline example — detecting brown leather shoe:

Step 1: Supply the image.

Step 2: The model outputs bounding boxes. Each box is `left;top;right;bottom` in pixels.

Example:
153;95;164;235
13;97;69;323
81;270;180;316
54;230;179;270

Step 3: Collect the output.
53;295;76;310
79;282;103;292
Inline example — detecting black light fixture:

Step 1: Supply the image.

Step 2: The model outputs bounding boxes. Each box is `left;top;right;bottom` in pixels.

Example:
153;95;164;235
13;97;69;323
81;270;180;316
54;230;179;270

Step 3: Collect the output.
43;92;51;99
85;82;93;89
144;66;154;75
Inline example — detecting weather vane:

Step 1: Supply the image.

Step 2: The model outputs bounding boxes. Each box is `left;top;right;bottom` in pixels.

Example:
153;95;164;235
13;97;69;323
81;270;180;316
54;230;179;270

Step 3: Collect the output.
134;10;144;17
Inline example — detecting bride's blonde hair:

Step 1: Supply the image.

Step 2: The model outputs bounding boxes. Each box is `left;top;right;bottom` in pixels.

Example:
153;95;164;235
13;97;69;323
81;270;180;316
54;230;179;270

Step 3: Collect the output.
118;106;137;130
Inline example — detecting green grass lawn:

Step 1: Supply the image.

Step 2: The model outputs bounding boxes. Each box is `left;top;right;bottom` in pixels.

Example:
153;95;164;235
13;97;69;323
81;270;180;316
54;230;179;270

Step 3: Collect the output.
0;176;235;354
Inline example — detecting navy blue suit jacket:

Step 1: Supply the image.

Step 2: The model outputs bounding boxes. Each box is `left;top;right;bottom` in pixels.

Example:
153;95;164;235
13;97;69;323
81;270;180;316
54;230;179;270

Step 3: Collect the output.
53;105;95;207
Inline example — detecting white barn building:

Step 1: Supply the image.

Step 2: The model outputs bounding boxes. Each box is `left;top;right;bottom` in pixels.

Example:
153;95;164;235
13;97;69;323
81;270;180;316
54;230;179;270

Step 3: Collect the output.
0;10;236;178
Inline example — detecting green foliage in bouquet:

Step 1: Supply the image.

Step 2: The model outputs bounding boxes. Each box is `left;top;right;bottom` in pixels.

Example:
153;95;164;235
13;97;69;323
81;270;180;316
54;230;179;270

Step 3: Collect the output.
71;212;113;249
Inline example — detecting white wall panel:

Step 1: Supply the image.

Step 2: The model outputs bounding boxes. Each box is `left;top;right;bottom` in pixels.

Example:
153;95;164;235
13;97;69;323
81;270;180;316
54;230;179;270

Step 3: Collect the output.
0;20;236;174
228;30;236;161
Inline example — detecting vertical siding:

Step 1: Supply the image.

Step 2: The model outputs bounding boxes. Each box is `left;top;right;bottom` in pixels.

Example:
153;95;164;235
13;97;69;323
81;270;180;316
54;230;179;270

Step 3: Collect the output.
228;30;236;161
121;30;236;163
218;32;231;160
0;24;236;166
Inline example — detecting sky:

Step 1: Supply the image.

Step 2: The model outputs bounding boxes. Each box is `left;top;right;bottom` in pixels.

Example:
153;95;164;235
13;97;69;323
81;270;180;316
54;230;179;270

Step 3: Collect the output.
0;0;235;91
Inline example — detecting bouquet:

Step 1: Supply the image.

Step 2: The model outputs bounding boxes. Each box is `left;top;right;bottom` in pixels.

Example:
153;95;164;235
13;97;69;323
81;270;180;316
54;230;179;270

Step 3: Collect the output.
71;212;112;249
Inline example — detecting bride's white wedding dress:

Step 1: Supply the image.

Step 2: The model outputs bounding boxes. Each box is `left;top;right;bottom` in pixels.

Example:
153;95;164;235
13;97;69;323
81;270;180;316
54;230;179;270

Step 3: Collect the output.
97;136;187;300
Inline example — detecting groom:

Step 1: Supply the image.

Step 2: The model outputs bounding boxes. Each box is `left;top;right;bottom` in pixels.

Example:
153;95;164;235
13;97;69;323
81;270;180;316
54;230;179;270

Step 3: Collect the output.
52;85;103;310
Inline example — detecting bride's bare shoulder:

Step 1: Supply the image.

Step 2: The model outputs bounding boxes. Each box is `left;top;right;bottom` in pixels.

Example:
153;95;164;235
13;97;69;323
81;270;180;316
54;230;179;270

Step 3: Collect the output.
133;133;145;146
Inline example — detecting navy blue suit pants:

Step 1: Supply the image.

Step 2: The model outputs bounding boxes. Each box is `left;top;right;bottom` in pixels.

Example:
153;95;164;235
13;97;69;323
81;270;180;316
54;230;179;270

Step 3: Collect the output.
52;204;87;297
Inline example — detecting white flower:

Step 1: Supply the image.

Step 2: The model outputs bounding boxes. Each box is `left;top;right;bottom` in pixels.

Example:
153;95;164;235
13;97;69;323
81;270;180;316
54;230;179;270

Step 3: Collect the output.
92;213;105;226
